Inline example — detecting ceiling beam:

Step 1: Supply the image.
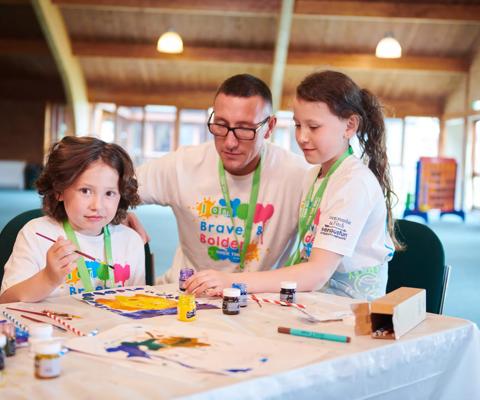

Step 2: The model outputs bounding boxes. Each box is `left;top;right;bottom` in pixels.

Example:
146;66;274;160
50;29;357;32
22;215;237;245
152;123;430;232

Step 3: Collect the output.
32;0;89;134
2;38;468;73
71;41;469;73
288;51;470;73
0;38;50;55
73;41;273;64
52;0;480;22
0;78;65;102
271;0;294;113
295;1;480;22
90;85;443;116
52;0;280;15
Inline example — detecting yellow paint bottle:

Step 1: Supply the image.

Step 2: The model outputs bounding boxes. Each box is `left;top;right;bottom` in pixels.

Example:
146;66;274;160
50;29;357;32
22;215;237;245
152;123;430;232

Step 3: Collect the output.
177;293;197;322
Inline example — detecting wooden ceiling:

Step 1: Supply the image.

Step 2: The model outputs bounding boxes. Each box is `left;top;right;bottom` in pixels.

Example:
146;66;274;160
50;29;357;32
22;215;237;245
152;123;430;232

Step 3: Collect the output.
0;1;65;102
2;0;480;116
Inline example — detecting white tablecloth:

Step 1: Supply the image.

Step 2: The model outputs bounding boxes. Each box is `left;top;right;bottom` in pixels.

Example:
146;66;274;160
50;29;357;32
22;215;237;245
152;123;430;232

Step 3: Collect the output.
1;285;479;399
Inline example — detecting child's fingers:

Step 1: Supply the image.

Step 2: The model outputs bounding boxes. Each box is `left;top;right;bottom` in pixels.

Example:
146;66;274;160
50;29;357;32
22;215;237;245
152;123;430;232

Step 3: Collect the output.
61;263;76;274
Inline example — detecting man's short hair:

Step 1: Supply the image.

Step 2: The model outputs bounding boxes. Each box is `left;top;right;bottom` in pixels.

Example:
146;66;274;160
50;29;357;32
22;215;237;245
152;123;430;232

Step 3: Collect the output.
215;74;272;110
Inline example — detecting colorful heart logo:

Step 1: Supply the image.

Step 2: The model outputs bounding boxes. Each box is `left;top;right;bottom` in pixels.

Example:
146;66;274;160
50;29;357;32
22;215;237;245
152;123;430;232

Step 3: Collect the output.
254;204;274;224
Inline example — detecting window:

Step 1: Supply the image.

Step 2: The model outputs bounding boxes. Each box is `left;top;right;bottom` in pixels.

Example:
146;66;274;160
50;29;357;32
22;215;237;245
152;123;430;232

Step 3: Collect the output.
473;120;480;209
271;111;302;155
179;109;209;146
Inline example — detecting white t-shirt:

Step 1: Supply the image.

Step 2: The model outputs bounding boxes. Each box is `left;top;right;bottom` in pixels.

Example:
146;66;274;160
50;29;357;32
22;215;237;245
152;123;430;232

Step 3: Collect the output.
300;156;394;300
1;216;145;297
136;141;308;283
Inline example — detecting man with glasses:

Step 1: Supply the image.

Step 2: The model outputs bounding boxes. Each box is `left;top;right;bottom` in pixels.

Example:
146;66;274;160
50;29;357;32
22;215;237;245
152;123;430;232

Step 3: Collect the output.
135;74;307;288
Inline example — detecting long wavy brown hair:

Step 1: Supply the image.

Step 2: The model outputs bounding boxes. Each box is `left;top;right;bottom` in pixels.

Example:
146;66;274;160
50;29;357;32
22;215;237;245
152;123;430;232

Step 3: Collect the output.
36;136;139;225
296;70;401;249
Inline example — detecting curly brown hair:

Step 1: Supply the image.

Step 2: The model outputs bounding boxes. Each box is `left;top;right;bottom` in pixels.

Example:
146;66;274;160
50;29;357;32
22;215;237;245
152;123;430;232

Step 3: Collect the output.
36;136;140;225
296;70;401;249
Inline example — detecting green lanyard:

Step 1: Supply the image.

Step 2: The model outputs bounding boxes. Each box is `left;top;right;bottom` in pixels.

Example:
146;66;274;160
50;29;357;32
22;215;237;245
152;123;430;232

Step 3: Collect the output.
63;221;114;292
218;157;262;271
285;147;353;266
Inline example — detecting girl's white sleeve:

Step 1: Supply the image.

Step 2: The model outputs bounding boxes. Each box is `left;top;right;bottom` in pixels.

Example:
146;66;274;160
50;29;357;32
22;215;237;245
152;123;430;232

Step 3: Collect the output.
1;224;44;293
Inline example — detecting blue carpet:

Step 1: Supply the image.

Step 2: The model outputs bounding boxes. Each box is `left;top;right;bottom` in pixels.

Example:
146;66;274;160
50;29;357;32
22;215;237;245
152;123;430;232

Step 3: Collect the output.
0;190;478;327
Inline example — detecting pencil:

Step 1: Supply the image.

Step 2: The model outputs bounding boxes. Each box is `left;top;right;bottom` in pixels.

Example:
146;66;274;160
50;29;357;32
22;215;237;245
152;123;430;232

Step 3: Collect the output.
36;232;114;269
278;326;351;343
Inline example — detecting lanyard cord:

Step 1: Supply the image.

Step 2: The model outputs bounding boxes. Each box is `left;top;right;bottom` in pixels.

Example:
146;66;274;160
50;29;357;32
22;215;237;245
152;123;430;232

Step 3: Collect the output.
218;157;262;271
285;147;353;266
63;221;114;291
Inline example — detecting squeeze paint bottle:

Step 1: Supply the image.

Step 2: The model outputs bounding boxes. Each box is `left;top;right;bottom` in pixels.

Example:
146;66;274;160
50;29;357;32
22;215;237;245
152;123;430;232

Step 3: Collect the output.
33;340;62;379
177;293;197;322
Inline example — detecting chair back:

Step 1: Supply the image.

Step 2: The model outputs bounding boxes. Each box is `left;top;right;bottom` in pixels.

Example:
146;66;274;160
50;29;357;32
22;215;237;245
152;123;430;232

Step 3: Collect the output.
387;219;449;314
0;209;44;285
0;209;153;286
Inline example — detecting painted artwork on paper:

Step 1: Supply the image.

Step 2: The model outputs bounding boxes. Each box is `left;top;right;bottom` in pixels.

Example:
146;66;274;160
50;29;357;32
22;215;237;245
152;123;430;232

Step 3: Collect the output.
75;287;218;319
66;323;325;379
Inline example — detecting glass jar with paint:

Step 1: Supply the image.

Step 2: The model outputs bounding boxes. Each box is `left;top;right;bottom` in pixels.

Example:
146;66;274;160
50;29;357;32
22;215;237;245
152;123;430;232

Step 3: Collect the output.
232;283;248;307
33;340;62;379
280;281;297;303
222;288;241;315
177;293;197;322
179;267;195;291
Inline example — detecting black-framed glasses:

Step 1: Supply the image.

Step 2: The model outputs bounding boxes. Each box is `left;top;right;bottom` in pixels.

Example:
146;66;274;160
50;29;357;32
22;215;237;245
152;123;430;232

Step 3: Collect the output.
207;112;270;141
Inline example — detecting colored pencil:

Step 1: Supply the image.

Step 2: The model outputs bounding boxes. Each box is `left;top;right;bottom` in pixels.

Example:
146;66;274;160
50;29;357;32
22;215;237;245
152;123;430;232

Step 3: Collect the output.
36;232;114;269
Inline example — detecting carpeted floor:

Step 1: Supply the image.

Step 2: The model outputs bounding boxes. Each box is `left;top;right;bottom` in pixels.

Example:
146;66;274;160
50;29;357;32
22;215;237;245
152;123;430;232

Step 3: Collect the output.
0;189;478;326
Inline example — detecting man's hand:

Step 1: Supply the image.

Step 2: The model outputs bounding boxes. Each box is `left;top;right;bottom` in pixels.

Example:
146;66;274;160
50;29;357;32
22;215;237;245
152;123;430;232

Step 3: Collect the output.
125;212;150;243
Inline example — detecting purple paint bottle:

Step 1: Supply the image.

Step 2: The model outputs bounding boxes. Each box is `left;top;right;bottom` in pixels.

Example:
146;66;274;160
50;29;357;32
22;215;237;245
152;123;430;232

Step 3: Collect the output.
179;267;195;291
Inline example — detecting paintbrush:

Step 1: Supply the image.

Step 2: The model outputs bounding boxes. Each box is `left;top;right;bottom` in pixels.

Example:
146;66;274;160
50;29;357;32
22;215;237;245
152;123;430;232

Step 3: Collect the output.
20;314;68;332
36;232;114;269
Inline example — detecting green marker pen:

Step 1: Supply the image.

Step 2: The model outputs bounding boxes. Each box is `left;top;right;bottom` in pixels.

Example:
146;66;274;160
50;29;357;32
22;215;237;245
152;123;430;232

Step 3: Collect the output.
278;326;351;343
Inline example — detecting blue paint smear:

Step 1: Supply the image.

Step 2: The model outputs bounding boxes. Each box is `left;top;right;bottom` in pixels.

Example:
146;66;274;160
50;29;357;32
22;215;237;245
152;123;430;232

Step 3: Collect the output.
225;368;252;373
260;357;268;363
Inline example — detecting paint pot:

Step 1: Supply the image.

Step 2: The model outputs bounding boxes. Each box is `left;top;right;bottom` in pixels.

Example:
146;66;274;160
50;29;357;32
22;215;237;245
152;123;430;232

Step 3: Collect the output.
33;340;62;379
232;283;248;307
28;323;53;354
179;267;195;291
280;281;297;303
177;293;197;322
0;334;6;370
222;288;241;315
0;321;16;356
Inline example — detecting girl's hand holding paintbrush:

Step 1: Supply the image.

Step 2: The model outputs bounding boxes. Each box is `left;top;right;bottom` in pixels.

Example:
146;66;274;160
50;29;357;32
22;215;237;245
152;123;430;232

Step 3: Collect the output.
45;236;79;286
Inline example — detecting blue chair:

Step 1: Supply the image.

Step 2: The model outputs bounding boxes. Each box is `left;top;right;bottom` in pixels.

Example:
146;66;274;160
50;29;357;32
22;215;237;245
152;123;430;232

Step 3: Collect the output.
0;209;154;287
387;219;450;314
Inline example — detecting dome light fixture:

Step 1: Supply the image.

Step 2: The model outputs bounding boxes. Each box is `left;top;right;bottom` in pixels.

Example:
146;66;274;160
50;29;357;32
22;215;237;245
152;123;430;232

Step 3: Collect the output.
375;33;402;59
157;30;183;54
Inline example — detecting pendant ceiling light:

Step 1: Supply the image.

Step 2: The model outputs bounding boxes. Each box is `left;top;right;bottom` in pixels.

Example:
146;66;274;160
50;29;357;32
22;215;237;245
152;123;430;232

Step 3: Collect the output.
375;33;402;59
157;30;183;54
